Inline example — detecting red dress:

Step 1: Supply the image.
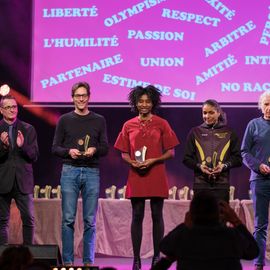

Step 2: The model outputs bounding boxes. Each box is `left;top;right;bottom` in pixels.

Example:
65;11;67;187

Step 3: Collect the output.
114;115;179;198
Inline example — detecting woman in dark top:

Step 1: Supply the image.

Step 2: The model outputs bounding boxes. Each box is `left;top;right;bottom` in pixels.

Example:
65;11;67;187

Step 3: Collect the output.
183;99;242;202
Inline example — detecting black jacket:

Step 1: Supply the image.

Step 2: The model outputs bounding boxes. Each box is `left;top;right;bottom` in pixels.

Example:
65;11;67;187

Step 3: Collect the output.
183;122;242;189
159;223;259;270
0;119;39;194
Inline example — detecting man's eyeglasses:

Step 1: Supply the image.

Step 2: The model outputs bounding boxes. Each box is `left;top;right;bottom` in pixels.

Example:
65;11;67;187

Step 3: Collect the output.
73;94;89;99
2;105;18;111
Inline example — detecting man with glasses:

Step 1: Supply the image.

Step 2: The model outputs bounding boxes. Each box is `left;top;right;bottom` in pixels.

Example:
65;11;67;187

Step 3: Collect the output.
52;81;108;266
0;94;39;245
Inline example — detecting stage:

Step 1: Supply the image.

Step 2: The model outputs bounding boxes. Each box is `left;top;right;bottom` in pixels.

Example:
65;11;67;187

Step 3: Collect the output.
82;256;263;270
7;198;270;268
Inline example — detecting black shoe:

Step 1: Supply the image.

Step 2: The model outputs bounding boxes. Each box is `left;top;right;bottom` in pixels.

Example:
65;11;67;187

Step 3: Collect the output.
151;255;160;268
132;257;141;270
255;265;264;270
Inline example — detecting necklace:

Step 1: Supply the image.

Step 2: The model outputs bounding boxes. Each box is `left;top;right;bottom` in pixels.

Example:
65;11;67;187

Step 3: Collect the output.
138;116;153;136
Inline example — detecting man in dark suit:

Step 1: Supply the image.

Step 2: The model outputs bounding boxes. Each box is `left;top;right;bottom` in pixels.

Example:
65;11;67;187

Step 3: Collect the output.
0;94;39;245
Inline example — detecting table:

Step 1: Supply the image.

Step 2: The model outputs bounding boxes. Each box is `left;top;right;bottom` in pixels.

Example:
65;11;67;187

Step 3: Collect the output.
9;198;241;258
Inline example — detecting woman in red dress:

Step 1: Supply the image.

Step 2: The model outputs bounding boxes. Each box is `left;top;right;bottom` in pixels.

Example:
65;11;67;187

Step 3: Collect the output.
114;85;179;270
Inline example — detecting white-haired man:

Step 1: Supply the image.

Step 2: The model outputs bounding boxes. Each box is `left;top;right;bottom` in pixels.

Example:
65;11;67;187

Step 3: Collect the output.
241;91;270;270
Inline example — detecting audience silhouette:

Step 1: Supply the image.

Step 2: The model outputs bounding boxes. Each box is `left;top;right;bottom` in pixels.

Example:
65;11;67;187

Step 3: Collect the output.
151;191;259;270
0;245;33;270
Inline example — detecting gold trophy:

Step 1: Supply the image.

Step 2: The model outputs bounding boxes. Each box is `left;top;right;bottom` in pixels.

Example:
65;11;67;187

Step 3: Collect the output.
39;185;52;199
212;151;217;169
105;185;117;199
205;151;218;181
178;186;189;200
211;151;217;180
51;185;61;199
77;134;90;155
33;185;40;199
168;186;177;200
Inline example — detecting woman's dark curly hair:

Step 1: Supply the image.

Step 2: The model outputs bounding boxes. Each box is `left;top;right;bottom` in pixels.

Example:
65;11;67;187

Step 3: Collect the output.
128;85;162;113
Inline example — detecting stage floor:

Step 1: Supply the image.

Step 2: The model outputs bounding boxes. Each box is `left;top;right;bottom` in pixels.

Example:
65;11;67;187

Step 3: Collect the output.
73;256;270;270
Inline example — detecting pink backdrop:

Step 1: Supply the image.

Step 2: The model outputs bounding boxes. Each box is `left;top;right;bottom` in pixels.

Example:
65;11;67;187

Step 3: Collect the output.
31;0;270;103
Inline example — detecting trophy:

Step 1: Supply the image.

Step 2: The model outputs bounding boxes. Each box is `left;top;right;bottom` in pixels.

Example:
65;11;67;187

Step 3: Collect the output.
34;185;40;199
189;189;194;200
117;185;127;200
77;134;90;155
51;185;61;199
39;185;52;199
205;151;217;168
212;151;217;169
229;185;235;201
105;185;117;199
135;146;147;163
205;151;218;181
178;186;189;200
168;186;177;200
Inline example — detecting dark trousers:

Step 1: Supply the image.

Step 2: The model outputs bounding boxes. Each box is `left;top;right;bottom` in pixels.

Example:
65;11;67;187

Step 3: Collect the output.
194;188;229;202
0;181;34;245
130;197;164;258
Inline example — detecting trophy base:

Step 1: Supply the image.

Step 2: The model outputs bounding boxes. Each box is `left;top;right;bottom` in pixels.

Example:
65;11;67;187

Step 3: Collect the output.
77;151;88;159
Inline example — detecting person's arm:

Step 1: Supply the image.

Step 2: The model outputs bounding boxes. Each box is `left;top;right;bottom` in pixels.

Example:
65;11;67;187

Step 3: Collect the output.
159;223;186;258
143;118;178;168
241;121;262;174
183;129;212;176
18;125;39;162
183;129;200;170
94;116;109;157
236;224;260;260
212;130;242;175
225;130;242;169
85;116;109;158
219;201;259;260
0;131;9;157
52;117;71;158
121;152;142;169
219;200;242;227
140;148;175;169
241;120;270;175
